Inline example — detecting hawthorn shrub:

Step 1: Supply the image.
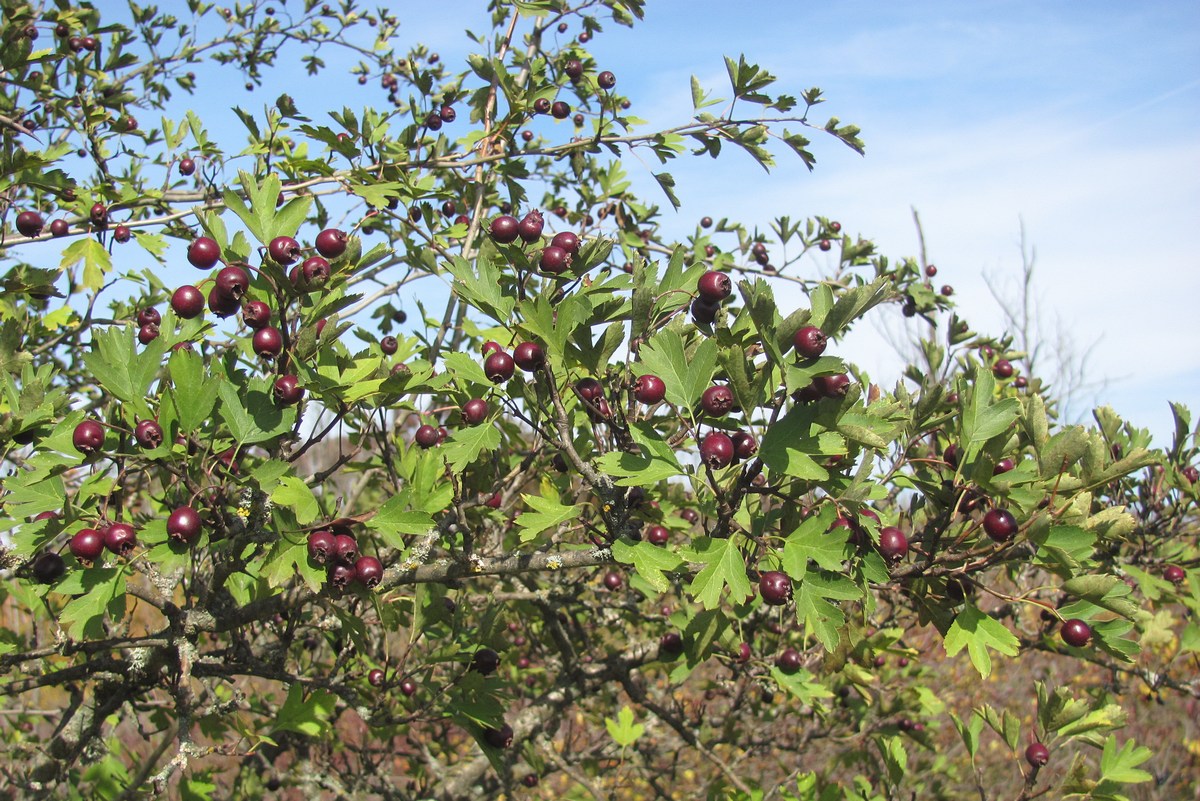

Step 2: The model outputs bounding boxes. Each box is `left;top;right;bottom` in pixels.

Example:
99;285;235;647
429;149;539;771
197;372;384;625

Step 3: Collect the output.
1;2;1198;799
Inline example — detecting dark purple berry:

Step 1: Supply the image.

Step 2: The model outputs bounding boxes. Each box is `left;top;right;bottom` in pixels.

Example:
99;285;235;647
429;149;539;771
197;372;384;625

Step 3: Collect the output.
697;270;732;303
759;571;792;605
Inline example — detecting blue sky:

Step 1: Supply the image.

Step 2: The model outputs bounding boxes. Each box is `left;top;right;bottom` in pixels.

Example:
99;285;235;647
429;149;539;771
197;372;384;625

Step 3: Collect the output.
129;1;1200;443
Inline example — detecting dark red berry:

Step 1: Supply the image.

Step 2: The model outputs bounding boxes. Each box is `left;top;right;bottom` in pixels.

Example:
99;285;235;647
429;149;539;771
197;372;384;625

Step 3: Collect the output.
815;373;851;398
941;285;954;297
759;571;792;605
691;297;719;325
575;378;604;402
440;105;456;122
1183;465;1199;484
103;522;137;555
315;228;347;258
680;508;699;524
178;157;196;176
113;225;131;243
490;215;519;243
207;285;240;316
368;669;385;687
818;239;832;251
993;359;1014;379
483;723;513;748
89;203;108;225
481;340;503;357
603;570;623;590
253;326;283;358
551;231;580;254
333;533;358;565
700;385;734;416
731;431;758;460
400;679;417;696
355;556;383;587
167;506;203;544
982;508;1017;542
414;424;440;448
215;265;251;300
697;270;732;303
659;632;684;657
307;530;336;564
1025;742;1049;768
268;236;301;266
301;256;331;288
793;326;827;358
70;528;105;562
633;374;666;404
513;341;545;371
925;264;938;277
134;419;163;449
138;324;159;345
187;237;221;269
518;210;544;242
380;335;398;355
484;351;515;383
32;552;66;584
775;648;802;674
73;420;105;454
136;307;161;328
646;525;669;545
171;285;205;318
597;70;616;89
273;374;304;405
539;245;571;274
241;300;271;329
16;211;44;237
700;432;734;468
1061;619;1091;648
50;219;69;237
551;101;570;119
462;399;489;425
328;562;355;590
879;527;908;562
1164;565;1186;584
472;648;501;675
994;457;1014;475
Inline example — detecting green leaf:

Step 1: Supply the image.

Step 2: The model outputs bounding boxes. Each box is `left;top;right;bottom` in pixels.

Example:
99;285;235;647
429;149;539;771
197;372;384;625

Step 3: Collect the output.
943;604;1020;678
272;684;336;738
61;237;113;291
794;575;851;650
605;706;645;747
365;495;436;549
57;569;127;640
1099;736;1152;784
612;539;684;593
637;328;717;411
686;536;753;610
83;326;165;414
167;349;217;433
271;476;319;525
781;505;844;582
217;382;296;445
514;494;582;542
441;422;501;473
770;666;833;706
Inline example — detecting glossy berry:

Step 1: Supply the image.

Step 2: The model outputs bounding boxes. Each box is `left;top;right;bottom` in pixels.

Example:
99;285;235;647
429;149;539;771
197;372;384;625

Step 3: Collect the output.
178;157;196;176
680;508;699;524
522;775;539;788
697;270;732;303
994;457;1015;475
414;424;440;448
136;307;161;328
205;285;238;317
368;669;385;687
793;326;828;358
355;556;383;588
943;443;961;469
215;265;251;300
253;327;283;358
137;324;159;345
731;431;758;460
328;563;355;590
167;506;203;544
483;723;513;749
775;648;802;674
517;210;544;242
1061;619;1092;648
941;285;954;296
171;285;205;318
273;374;304;405
633;374;666;404
759;571;792;605
645;525;669;546
16;211;44;237
268;236;301;265
551;101;570;119
187;236;221;269
597;70;616;89
484;351;515;383
700;432;735;469
484;492;502;509
315;228;347;258
32;552;65;584
333;533;358;565
472;648;501;675
301;256;331;288
1164;565;1186;584
816;373;851;398
539;245;570;274
490;215;519;243
925;264;938;277
576;378;604;402
993;359;1014;379
462;398;489;425
50;219;69;237
1025;742;1050;768
73;420;105;454
513;341;545;371
113;225;131;243
879;527;909;562
103;522;137;556
982;508;1018;542
564;59;584;80
70;528;105;562
551;230;580;254
241;300;271;329
700;385;734;416
89;203;108;225
400;679;418;697
380;335;398;355
1183;466;1200;484
307;530;336;564
481;340;503;357
691;297;719;325
134;419;163;449
659;632;684;657
602;570;623;591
